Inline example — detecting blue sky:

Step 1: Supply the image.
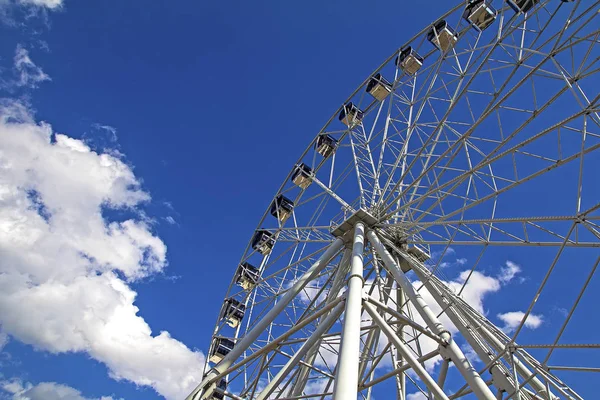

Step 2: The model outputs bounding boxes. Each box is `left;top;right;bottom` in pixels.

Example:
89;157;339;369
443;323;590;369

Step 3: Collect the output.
0;1;598;400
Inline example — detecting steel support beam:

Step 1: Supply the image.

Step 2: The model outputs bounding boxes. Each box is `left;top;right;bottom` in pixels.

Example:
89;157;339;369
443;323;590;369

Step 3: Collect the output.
396;284;406;400
363;302;450;400
290;250;352;397
438;358;450;394
410;263;556;400
367;230;496;400
332;223;365;400
256;302;345;400
187;238;345;400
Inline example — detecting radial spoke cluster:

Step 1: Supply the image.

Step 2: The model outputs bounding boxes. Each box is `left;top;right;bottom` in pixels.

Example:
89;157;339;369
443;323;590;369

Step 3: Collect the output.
187;1;600;400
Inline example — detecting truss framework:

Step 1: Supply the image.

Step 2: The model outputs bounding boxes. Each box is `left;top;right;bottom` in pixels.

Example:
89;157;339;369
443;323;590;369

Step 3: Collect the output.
187;1;599;399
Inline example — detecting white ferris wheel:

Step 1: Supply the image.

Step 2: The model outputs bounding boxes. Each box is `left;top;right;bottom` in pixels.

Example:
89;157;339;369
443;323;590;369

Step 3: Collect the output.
187;1;600;399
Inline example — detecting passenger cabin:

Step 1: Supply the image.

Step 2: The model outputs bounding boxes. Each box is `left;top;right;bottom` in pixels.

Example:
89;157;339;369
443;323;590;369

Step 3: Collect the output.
209;379;227;400
252;229;275;255
209;337;235;363
396;47;424;75
427;20;458;52
366;73;392;101
464;0;497;31
221;298;246;328
291;163;313;189
507;0;539;13
235;262;260;290
315;134;338;158
270;195;294;222
338;102;364;128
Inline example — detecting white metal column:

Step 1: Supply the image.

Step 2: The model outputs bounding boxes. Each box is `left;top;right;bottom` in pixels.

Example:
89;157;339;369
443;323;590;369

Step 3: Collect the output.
411;264;556;399
332;223;365;400
396;282;406;400
256;301;345;400
367;230;496;400
363;302;449;400
291;249;352;397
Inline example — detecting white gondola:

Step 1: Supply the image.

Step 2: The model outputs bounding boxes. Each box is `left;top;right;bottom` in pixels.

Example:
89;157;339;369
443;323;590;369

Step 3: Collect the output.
366;73;392;101
464;0;497;31
427;20;458;52
209;379;227;400
291;163;312;189
338;102;364;127
507;0;539;13
396;47;424;75
251;229;275;255
270;195;294;222
221;298;246;328
235;262;259;290
209;337;235;363
315;134;338;158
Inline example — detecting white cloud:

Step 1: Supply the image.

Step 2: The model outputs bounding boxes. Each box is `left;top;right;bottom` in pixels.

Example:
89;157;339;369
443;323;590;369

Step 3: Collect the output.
0;101;204;399
1;379;114;400
0;0;63;9
497;311;543;333
498;260;521;283
18;0;63;8
445;270;501;315
0;331;8;350
462;343;480;365
406;392;427;400
303;378;329;397
13;45;51;88
315;334;340;369
91;123;118;142
165;216;176;225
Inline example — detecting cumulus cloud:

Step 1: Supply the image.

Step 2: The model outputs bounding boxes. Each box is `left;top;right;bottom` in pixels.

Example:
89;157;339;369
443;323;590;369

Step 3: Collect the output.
406;392;427;400
0;0;63;10
0;331;8;350
18;0;63;8
498;260;521;283
497;311;543;333
0;101;204;399
13;45;51;88
1;379;114;400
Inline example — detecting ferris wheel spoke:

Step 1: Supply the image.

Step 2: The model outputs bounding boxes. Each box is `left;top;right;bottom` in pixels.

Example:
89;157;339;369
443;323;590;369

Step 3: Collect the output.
379;12;598;220
384;97;599;228
403;213;600;248
541;256;599;366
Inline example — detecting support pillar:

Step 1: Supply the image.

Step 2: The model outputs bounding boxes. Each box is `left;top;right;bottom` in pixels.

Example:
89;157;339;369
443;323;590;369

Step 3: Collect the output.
437;359;450;399
291;250;352;397
410;264;555;400
396;282;406;400
256;302;345;400
332;223;365;400
367;230;496;400
363;302;449;400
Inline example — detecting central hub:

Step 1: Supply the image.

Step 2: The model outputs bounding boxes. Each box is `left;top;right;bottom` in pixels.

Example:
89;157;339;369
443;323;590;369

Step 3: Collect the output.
330;208;378;242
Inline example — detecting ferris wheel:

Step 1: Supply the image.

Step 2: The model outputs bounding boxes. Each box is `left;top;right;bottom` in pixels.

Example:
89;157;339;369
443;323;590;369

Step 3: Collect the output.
187;1;600;399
